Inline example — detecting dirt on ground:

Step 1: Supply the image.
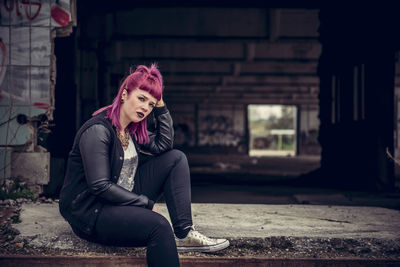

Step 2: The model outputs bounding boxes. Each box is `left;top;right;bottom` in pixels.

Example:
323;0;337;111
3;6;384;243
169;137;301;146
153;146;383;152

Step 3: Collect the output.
1;200;400;260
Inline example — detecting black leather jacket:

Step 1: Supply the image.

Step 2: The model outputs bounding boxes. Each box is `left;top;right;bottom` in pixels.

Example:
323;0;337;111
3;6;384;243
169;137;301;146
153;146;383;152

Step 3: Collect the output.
59;106;174;235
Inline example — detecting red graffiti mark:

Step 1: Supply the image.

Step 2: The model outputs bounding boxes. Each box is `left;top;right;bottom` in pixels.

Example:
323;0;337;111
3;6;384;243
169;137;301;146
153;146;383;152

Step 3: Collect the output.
0;40;6;81
4;0;21;16
33;102;50;110
51;5;70;27
4;0;13;12
0;39;6;102
22;0;41;20
3;0;42;21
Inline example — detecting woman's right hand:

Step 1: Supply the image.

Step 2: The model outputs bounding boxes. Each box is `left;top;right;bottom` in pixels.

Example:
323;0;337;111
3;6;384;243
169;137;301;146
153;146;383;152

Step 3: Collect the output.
156;98;165;107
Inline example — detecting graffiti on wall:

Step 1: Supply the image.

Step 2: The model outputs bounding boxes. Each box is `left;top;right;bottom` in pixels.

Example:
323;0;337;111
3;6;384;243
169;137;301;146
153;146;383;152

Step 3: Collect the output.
3;0;43;21
198;115;242;146
1;0;71;26
0;0;71;106
0;0;72;146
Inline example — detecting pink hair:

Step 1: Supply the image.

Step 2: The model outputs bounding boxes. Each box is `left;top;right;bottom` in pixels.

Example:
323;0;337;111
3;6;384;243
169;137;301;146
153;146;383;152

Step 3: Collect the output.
93;64;163;144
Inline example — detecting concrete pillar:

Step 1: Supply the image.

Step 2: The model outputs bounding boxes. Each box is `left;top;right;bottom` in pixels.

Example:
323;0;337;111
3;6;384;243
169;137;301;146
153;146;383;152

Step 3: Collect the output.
317;5;399;190
11;152;50;195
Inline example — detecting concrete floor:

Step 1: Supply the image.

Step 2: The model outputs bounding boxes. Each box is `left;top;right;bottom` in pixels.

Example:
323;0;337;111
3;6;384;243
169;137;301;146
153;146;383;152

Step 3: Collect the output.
190;182;400;210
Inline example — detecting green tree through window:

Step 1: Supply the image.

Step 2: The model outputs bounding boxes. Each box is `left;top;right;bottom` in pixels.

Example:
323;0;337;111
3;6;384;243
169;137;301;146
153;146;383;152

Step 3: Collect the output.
248;105;297;156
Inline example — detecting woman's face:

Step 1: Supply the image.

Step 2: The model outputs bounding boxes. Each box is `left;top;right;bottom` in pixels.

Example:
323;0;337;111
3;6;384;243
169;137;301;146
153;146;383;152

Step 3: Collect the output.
120;88;157;125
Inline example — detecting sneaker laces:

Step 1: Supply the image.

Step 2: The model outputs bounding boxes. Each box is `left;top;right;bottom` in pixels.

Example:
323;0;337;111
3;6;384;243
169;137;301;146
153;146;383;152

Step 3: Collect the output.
187;226;217;243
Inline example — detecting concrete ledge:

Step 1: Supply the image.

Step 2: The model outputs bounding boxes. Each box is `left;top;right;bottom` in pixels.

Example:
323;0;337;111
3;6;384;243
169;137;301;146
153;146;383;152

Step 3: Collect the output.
13;203;400;241
8;202;400;260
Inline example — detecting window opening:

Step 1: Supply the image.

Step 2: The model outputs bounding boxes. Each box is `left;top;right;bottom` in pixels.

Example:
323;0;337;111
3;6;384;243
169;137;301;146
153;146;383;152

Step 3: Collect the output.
248;104;297;156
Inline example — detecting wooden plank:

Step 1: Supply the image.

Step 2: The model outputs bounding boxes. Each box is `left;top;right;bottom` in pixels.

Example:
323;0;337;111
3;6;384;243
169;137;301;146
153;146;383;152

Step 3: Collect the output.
116;40;321;60
118;40;244;59
159;61;232;75
167;85;318;94
117;60;319;75
166;99;319;105
223;75;319;85
115;8;268;38
255;42;321;60
239;61;318;75
164;75;221;85
276;9;319;38
166;92;319;100
165;95;319;105
165;75;319;86
165;85;215;93
165;92;319;99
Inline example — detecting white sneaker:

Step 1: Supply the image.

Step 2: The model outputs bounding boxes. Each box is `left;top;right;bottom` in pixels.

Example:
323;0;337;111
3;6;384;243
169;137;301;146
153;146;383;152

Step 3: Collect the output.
176;226;230;252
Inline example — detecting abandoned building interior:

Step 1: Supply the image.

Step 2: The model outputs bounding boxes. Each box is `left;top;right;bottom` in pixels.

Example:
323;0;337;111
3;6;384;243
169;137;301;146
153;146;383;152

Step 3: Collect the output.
1;1;400;201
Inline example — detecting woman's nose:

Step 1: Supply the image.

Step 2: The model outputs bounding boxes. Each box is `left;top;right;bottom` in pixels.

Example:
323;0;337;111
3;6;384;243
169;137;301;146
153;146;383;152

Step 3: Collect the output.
141;104;149;112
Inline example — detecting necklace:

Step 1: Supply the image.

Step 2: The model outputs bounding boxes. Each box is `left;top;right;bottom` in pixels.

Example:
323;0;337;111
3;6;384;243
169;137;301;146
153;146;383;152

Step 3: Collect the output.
117;128;130;150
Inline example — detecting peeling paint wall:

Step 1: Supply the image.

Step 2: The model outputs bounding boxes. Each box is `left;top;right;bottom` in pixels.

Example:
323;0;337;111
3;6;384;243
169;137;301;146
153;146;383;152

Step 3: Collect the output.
198;105;245;148
0;0;75;180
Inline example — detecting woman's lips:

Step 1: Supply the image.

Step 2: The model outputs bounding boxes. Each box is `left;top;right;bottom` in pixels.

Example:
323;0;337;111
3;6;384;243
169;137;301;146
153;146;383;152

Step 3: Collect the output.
137;112;144;119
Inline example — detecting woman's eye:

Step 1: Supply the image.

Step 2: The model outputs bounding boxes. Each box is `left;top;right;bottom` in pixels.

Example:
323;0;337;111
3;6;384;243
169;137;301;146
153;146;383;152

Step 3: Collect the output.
149;103;155;108
138;97;145;102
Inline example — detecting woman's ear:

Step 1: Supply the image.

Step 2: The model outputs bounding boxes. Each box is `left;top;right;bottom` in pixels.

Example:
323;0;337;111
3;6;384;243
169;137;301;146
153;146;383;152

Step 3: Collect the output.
122;89;127;98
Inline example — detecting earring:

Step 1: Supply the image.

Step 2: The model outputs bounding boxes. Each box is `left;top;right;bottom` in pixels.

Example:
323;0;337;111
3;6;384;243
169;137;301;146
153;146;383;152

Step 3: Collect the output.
121;98;124;104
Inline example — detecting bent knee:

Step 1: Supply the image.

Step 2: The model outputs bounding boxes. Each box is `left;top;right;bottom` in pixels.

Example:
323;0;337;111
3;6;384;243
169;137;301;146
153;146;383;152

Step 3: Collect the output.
167;149;187;163
151;215;174;238
158;215;172;229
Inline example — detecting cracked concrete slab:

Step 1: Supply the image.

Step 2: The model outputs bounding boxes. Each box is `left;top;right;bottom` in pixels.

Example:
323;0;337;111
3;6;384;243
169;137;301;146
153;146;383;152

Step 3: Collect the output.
11;202;400;251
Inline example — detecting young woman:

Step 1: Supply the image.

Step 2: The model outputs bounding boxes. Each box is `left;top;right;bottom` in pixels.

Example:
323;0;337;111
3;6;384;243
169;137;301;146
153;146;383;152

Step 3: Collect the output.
59;64;229;267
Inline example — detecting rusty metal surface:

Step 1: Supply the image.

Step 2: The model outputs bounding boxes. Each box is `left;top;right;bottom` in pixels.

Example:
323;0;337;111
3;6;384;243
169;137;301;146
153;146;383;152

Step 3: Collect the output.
0;255;399;267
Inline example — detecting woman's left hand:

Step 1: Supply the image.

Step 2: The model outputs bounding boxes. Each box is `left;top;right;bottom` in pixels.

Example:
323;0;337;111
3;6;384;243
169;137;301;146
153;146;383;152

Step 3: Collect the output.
152;205;160;214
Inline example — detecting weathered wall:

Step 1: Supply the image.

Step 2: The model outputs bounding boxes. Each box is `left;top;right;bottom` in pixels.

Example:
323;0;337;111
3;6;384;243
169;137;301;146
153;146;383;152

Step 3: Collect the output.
0;0;75;186
77;8;321;156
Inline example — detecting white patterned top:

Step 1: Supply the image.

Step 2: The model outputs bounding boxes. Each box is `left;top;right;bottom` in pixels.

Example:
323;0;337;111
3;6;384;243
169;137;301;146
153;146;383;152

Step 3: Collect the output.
117;136;138;191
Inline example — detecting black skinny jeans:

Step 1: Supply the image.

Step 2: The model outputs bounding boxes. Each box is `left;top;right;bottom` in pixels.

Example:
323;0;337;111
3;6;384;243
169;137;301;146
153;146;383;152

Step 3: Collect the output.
76;149;193;267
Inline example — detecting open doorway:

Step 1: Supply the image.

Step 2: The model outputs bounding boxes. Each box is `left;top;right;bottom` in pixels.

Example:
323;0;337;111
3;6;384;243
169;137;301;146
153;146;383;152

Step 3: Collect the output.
248;104;297;157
